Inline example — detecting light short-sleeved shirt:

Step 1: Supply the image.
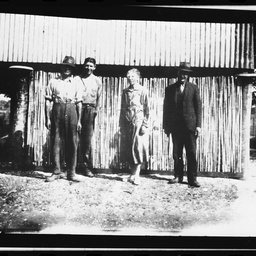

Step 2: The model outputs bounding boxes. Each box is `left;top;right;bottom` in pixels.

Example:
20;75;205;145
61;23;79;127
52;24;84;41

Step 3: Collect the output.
45;75;84;104
80;74;102;107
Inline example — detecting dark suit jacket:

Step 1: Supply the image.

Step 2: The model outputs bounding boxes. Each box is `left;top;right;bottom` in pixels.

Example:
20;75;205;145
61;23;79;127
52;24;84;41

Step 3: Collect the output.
163;80;202;134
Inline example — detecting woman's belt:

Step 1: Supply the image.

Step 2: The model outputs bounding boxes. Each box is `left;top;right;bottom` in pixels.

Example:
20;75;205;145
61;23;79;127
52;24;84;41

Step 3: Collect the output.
83;103;96;108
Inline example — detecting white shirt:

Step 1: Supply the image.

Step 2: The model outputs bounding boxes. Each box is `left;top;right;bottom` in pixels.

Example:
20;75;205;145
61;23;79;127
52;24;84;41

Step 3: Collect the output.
45;75;84;103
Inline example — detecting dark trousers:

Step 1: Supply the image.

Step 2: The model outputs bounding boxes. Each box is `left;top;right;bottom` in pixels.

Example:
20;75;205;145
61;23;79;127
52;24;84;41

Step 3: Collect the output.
80;104;96;168
51;103;78;175
171;127;197;183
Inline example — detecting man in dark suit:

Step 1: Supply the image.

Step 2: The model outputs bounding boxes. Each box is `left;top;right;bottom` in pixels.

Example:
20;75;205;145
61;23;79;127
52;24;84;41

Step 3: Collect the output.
163;62;202;187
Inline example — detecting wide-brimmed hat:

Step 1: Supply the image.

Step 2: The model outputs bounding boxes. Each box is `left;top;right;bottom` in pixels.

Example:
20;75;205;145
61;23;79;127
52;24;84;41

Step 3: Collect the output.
178;62;192;72
60;56;76;68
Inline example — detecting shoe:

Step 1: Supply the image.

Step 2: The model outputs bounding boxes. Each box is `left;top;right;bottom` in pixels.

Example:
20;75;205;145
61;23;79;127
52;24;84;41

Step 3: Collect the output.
132;176;140;185
121;176;129;182
127;175;135;183
83;167;94;177
188;181;201;188
67;174;81;182
121;176;130;182
168;177;183;184
127;175;140;185
45;174;61;182
59;171;67;179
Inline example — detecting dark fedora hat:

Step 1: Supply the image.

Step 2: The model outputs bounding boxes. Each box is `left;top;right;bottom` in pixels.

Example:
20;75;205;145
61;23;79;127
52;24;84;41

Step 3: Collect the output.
60;56;76;68
178;62;193;72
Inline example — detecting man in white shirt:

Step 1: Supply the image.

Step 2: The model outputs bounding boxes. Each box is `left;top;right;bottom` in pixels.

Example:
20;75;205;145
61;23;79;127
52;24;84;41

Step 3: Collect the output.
78;57;102;177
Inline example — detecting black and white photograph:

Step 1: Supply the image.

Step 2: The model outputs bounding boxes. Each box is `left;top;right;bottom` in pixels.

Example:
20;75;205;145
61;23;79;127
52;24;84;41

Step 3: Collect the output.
1;3;256;246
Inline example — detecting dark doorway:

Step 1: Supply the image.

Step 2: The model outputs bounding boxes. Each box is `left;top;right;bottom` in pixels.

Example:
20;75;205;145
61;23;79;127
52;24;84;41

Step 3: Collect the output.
0;94;11;162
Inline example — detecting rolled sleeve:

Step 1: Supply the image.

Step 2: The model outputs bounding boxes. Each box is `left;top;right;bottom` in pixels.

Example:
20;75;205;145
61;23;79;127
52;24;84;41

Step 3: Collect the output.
74;76;84;104
96;77;103;110
45;79;53;101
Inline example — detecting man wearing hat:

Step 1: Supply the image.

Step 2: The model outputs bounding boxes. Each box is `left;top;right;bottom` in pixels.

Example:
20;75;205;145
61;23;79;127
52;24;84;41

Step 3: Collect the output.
45;56;83;182
163;62;202;187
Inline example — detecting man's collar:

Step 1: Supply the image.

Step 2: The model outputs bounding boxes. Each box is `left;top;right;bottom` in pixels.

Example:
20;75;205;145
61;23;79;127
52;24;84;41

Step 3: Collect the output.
176;81;186;87
81;73;93;79
61;74;73;81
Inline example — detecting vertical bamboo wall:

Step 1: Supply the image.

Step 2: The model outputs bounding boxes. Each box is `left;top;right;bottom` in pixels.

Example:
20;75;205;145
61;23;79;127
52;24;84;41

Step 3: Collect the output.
26;71;58;166
26;71;243;174
196;76;243;174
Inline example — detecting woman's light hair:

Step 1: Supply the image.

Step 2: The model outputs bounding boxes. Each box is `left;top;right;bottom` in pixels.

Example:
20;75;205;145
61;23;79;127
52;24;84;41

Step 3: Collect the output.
127;68;141;78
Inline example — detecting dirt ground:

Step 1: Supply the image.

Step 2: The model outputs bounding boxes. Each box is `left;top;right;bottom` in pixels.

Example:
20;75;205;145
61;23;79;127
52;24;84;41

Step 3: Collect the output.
0;160;256;236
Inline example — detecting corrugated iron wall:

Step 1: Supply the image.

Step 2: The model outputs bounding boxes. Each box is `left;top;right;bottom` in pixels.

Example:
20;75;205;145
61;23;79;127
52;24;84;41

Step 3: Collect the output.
0;13;254;69
26;71;243;174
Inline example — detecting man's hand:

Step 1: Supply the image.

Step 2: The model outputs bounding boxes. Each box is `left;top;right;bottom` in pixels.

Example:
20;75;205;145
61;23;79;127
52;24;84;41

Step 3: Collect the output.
94;110;97;118
77;121;82;134
45;119;51;130
139;125;147;136
195;127;201;138
163;129;170;137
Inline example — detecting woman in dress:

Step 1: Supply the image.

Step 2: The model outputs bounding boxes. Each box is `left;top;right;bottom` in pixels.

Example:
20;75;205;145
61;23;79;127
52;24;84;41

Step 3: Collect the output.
119;68;150;185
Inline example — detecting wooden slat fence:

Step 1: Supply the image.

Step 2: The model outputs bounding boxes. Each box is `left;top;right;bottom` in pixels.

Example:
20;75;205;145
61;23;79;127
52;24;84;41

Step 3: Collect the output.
26;71;243;175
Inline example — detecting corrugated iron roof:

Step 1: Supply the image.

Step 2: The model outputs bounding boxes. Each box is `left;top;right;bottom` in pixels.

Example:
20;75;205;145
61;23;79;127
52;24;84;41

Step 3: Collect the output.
0;13;254;69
